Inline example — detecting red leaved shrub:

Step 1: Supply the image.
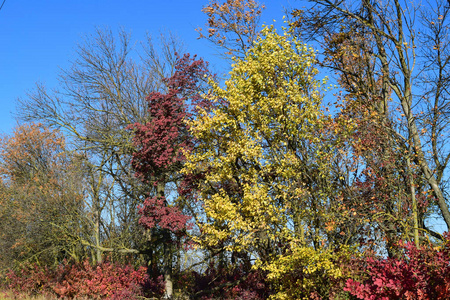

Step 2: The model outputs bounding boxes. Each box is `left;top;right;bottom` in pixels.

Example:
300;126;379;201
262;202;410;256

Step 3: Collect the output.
51;259;148;299
4;259;158;299
4;263;54;298
345;233;450;300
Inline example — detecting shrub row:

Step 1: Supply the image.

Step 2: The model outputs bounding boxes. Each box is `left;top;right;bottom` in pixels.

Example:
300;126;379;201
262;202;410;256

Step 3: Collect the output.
2;235;450;300
2;259;163;299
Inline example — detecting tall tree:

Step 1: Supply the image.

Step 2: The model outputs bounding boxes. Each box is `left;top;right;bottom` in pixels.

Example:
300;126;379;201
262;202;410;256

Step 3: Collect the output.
184;26;345;298
130;53;212;298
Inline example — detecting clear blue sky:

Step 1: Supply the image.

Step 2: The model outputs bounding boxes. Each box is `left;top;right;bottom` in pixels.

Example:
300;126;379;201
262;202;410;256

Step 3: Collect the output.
0;0;289;135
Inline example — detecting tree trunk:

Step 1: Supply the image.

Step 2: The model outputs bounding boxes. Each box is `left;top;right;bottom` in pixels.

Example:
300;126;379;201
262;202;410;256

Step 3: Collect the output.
156;180;173;299
163;240;173;299
94;208;102;264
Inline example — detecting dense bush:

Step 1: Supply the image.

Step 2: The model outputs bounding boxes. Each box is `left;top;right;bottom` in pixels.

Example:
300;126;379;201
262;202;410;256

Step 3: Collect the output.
345;233;450;300
3;263;54;299
264;247;355;300
3;259;161;299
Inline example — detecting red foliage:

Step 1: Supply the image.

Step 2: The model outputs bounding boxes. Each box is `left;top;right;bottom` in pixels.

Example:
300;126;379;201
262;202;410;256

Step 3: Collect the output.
138;195;191;231
4;259;160;299
130;53;212;232
130;53;210;178
51;259;148;299
345;233;450;300
4;264;53;298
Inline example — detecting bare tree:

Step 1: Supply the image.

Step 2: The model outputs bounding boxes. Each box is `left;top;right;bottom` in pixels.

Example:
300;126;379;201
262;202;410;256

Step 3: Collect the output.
290;0;450;235
16;28;185;261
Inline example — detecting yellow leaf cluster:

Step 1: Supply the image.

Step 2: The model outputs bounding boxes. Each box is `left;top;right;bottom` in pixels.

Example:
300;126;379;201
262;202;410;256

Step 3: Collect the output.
184;26;340;291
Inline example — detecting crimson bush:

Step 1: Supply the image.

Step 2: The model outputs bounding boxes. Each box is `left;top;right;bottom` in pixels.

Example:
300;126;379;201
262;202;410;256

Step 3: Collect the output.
4;259;159;299
345;233;450;300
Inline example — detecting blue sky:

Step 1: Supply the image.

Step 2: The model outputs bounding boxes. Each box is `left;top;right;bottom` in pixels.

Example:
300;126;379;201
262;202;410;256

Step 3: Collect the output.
0;0;289;135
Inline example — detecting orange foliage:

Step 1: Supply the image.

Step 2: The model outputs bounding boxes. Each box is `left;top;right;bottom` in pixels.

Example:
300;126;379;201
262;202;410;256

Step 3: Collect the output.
197;0;265;56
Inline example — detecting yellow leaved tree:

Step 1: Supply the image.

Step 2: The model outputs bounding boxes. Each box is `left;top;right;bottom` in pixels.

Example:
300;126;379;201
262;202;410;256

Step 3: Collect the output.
184;26;350;299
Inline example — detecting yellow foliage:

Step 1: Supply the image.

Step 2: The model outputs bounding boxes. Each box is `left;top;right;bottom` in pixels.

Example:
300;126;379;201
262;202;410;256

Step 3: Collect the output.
184;25;345;297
